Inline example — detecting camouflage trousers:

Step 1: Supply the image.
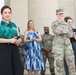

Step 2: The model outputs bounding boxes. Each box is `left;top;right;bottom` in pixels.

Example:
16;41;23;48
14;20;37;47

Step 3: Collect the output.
52;43;76;75
41;51;55;75
20;54;25;73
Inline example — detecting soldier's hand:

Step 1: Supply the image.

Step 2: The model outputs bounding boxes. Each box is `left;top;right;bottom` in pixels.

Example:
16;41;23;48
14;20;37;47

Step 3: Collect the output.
44;48;48;51
47;48;52;52
57;26;60;30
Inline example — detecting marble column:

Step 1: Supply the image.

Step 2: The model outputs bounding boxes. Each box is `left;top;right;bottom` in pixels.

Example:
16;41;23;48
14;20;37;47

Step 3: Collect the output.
58;0;75;28
0;0;4;21
28;0;58;34
8;0;28;34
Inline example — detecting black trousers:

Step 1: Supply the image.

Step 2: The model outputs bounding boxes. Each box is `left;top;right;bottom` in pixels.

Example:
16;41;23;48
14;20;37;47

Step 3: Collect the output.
72;42;76;67
64;59;69;75
0;43;23;75
64;41;76;75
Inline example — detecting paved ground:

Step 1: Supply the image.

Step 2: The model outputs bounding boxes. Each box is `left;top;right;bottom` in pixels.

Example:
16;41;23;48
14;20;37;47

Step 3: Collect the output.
24;70;51;75
24;60;50;75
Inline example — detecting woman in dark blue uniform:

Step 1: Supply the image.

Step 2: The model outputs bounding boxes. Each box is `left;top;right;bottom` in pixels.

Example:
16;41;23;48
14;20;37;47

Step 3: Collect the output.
0;6;23;75
64;16;76;75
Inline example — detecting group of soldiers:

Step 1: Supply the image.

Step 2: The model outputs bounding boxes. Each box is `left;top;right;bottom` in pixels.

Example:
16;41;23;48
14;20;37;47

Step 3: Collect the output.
17;9;76;75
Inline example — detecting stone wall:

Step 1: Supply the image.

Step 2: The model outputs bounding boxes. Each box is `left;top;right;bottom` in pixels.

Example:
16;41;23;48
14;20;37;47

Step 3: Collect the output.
4;0;76;33
58;0;75;28
28;0;58;34
4;0;58;34
4;0;28;34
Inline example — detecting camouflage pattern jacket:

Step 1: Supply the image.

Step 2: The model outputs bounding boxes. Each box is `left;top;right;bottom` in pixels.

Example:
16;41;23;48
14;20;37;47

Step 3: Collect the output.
17;34;25;54
41;33;54;52
51;20;73;52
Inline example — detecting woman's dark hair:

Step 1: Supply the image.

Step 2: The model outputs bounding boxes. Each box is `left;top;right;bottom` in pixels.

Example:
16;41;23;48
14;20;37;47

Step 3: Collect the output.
1;5;12;14
64;16;72;22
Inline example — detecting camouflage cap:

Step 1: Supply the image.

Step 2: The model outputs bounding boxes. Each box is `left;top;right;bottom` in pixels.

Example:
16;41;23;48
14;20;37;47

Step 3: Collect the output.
44;26;49;30
56;9;64;14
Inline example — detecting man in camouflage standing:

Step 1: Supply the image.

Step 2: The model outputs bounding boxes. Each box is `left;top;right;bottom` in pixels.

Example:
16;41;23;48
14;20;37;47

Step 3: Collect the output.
41;26;55;75
17;27;25;74
51;9;76;75
18;34;25;74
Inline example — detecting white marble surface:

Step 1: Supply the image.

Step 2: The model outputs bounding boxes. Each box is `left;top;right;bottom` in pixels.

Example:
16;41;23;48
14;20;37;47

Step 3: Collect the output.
58;0;75;28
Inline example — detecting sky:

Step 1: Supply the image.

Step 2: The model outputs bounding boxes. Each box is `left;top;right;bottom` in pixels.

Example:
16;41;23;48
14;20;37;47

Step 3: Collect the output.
0;0;4;21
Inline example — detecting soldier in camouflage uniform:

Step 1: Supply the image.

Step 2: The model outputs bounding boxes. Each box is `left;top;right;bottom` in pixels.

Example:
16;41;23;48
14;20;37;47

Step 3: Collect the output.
41;26;55;75
17;27;25;74
51;9;76;75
